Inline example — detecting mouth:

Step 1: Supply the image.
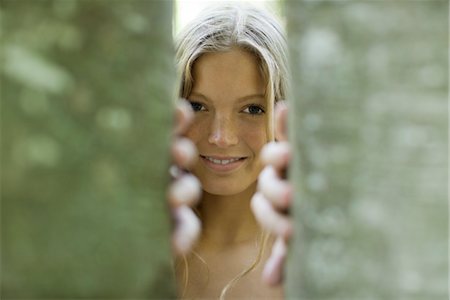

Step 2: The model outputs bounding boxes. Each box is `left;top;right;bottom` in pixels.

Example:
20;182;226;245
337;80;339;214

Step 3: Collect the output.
201;155;246;165
200;155;247;172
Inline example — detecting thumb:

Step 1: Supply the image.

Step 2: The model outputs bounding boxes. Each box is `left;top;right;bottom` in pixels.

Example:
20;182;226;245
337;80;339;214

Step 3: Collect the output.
275;101;288;142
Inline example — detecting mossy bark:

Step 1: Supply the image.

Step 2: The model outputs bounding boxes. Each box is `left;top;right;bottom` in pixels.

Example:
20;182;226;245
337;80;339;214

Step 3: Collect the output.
1;0;176;298
285;1;448;299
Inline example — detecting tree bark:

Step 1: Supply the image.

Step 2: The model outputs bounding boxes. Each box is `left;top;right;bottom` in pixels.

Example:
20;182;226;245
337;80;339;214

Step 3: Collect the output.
1;0;176;298
285;1;448;299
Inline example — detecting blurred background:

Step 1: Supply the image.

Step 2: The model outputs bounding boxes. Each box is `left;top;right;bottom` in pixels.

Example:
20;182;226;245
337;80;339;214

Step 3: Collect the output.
1;0;448;299
175;0;282;33
1;0;177;297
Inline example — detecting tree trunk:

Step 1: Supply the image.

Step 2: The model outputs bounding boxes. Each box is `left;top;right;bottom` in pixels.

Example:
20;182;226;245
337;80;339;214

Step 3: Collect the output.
1;0;176;298
285;1;448;299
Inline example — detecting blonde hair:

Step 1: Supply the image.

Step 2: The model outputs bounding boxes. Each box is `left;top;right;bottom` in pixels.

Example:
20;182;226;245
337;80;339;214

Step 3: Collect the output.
175;2;288;141
174;2;288;298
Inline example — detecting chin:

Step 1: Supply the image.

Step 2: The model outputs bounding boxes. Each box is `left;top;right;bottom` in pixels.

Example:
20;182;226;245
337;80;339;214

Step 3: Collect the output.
201;179;256;196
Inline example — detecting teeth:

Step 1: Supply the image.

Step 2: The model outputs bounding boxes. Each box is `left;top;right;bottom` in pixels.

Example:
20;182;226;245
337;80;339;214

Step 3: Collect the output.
205;156;241;165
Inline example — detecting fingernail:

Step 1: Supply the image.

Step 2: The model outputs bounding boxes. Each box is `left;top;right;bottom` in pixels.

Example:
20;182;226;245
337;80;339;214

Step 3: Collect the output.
260;142;277;164
171;176;201;206
178;138;197;166
169;165;182;178
173;206;201;254
276;100;287;110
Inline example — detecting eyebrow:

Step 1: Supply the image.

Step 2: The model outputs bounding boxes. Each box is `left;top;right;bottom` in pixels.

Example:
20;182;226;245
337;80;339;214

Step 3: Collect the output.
190;92;265;102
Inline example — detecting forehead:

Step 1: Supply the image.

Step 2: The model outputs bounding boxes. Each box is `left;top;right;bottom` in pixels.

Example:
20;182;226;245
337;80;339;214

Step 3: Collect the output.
191;49;265;98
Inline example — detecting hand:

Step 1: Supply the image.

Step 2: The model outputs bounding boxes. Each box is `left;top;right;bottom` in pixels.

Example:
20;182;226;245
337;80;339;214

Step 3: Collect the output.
251;101;293;285
168;100;202;255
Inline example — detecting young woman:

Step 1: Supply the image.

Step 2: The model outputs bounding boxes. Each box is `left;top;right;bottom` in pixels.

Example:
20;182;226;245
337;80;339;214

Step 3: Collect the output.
169;3;293;299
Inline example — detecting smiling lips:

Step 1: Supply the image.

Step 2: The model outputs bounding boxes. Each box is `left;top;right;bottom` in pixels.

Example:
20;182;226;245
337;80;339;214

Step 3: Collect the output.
200;155;247;172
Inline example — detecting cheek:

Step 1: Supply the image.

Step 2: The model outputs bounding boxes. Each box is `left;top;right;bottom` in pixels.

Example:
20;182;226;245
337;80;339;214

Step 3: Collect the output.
241;120;268;152
184;118;205;143
242;126;266;183
185;117;268;152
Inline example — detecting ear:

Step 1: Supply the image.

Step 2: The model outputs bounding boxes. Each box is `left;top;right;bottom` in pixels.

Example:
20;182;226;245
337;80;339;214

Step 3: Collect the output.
275;101;288;142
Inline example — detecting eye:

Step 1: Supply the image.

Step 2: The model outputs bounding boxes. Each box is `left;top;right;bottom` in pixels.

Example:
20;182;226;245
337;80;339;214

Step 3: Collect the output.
243;105;265;115
189;101;206;112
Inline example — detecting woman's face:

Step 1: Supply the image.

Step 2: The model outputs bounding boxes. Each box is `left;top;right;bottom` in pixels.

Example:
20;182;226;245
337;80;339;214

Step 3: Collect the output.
185;48;268;196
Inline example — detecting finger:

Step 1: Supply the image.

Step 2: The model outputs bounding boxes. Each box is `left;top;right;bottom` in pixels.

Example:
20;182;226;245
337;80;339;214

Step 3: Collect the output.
260;141;291;171
251;192;292;239
258;166;292;210
171;137;198;169
174;99;194;135
172;205;201;255
275;101;288;142
262;236;287;286
168;173;202;207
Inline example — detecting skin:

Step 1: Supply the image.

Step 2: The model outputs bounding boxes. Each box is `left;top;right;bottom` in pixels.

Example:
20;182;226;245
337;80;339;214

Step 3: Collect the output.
186;48;267;196
169;48;292;298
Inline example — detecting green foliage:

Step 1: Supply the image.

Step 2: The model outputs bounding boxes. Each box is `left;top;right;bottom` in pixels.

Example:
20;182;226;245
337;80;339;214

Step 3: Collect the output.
1;0;176;298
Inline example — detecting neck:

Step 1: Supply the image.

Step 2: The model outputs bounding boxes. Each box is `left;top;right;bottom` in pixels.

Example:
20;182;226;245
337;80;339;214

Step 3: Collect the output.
197;182;260;250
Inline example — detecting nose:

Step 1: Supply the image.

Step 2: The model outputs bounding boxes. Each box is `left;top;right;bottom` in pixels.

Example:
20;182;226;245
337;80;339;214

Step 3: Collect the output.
208;114;239;148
